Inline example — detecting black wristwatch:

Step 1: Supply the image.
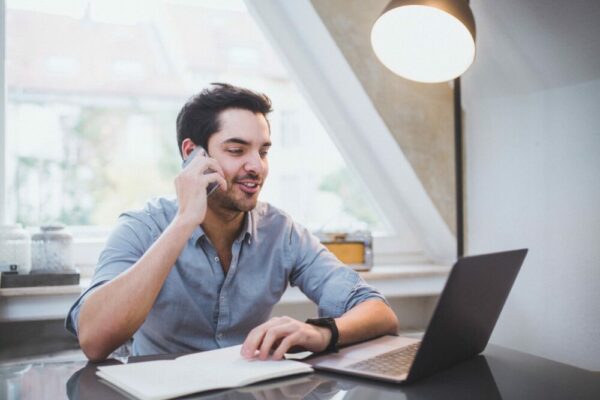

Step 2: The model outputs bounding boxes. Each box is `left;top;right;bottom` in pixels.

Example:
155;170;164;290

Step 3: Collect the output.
305;317;339;353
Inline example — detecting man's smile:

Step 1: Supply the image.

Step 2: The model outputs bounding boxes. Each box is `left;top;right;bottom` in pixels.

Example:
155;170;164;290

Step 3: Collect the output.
235;180;261;194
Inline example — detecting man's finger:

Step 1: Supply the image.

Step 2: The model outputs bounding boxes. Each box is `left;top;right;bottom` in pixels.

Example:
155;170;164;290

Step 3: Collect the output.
202;173;227;192
203;158;225;177
258;323;295;360
272;331;302;360
241;318;284;358
185;153;225;178
241;325;269;358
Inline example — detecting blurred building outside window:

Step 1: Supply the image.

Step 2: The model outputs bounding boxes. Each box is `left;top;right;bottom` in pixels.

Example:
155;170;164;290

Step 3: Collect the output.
4;0;418;269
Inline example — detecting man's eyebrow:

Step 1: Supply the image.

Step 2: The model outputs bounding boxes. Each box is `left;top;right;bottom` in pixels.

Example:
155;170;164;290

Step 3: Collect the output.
222;138;272;147
222;138;249;146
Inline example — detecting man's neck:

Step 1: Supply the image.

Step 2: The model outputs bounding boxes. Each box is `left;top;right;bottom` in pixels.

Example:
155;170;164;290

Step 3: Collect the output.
201;206;246;249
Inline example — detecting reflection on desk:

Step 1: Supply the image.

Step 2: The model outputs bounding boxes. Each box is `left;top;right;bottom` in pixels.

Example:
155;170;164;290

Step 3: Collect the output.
1;345;599;400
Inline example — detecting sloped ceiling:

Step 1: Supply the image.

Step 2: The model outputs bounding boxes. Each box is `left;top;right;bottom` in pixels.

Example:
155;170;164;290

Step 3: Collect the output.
310;0;457;235
466;0;600;98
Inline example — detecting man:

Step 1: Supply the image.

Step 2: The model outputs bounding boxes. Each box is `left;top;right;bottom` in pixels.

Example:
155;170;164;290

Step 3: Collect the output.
66;83;399;362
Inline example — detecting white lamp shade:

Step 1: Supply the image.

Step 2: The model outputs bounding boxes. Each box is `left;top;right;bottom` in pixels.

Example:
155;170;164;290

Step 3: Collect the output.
371;1;476;83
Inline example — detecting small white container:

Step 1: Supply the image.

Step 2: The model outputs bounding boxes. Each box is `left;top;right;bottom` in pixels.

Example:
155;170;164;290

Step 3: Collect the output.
31;225;75;273
0;224;32;274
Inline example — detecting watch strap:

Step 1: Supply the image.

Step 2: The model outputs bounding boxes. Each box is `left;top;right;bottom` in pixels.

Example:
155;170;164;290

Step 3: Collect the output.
305;317;339;353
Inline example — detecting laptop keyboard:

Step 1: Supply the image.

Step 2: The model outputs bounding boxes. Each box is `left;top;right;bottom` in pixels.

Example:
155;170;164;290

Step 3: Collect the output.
346;342;421;377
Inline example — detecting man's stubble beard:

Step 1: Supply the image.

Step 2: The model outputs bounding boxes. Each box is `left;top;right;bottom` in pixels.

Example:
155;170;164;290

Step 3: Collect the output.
208;185;258;214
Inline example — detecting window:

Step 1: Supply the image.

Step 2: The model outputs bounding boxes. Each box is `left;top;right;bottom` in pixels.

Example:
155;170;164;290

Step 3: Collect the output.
2;0;426;269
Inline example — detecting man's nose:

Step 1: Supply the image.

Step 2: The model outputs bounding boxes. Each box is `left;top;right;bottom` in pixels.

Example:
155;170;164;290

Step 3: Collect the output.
244;152;263;174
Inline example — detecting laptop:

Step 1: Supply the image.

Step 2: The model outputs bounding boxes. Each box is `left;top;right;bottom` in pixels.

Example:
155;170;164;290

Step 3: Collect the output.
304;249;528;384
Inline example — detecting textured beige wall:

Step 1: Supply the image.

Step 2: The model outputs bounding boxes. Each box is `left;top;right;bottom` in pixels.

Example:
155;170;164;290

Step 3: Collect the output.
311;0;456;234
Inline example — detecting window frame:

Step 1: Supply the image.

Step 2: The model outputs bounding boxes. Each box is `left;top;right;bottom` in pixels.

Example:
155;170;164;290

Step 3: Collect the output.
1;0;6;224
244;0;455;264
0;0;450;270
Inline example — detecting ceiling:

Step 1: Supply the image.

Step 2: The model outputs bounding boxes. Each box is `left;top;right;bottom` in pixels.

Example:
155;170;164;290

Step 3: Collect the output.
465;0;600;96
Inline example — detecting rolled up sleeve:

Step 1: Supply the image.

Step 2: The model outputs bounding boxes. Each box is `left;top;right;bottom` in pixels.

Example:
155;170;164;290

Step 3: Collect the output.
287;223;387;318
64;213;157;337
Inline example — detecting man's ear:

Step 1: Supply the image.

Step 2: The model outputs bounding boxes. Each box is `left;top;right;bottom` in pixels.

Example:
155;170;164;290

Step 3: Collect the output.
181;138;196;159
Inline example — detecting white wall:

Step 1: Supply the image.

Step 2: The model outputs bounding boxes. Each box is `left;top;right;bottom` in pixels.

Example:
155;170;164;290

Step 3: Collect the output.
463;1;600;370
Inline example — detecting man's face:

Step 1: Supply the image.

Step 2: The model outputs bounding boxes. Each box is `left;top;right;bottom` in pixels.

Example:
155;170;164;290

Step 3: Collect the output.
206;108;271;213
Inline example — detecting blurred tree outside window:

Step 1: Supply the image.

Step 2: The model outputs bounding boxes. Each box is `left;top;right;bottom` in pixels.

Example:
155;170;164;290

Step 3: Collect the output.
5;0;391;235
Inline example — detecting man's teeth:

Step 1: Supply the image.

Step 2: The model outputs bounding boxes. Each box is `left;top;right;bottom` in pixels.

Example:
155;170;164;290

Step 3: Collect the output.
241;182;257;188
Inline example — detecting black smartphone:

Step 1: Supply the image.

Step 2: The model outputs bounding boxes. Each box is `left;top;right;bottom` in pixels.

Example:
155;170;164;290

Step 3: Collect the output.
181;146;220;196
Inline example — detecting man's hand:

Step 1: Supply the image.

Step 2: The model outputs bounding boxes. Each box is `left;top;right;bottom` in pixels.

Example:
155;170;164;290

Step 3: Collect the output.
175;151;227;226
241;316;332;361
240;300;399;364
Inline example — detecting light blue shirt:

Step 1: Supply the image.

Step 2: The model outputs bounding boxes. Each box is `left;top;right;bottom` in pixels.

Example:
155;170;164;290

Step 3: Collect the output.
65;197;387;356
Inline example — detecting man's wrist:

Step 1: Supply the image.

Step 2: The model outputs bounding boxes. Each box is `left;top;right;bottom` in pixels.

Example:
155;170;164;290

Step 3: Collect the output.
305;317;339;353
314;325;332;351
171;214;199;233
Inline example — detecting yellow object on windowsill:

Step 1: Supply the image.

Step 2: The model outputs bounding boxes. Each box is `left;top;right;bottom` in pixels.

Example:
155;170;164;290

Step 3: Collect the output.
314;231;373;271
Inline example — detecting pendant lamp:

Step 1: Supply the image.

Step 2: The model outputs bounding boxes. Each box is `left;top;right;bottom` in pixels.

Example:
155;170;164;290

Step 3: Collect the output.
371;0;476;83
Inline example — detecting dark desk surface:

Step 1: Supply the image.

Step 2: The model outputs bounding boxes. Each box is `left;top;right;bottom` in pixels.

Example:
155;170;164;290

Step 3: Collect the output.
1;345;599;400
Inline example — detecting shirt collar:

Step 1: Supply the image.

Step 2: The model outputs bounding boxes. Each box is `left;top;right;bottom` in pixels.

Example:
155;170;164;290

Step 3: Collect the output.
190;224;207;246
190;209;256;246
236;209;256;245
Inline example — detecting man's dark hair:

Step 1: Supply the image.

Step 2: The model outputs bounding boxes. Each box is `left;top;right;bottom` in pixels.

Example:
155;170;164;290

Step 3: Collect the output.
176;83;272;157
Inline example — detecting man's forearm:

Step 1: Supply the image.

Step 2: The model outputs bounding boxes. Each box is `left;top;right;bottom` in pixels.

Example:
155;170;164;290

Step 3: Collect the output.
78;216;196;361
335;299;399;347
240;299;399;360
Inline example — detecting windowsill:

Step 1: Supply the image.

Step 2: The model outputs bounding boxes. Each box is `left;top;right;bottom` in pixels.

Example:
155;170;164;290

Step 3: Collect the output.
0;285;83;297
0;264;450;322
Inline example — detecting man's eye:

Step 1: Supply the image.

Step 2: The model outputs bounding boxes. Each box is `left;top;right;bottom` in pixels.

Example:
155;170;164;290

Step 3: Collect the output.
227;149;243;154
260;150;269;157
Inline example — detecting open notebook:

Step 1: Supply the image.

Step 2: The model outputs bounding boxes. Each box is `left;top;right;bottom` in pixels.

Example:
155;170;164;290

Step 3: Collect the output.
96;345;313;400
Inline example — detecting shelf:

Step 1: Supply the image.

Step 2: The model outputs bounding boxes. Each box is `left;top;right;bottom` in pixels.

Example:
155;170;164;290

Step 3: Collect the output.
0;264;450;322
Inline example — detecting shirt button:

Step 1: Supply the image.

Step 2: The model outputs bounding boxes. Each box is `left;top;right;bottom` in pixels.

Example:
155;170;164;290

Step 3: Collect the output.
214;256;220;263
220;296;225;301
217;333;223;340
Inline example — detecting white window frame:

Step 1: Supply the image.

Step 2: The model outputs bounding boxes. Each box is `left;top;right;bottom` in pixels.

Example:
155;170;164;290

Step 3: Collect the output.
0;0;6;226
244;0;455;264
0;1;454;273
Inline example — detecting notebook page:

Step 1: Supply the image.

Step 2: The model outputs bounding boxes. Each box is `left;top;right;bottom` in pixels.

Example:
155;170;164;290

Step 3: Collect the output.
176;345;313;387
97;345;312;400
